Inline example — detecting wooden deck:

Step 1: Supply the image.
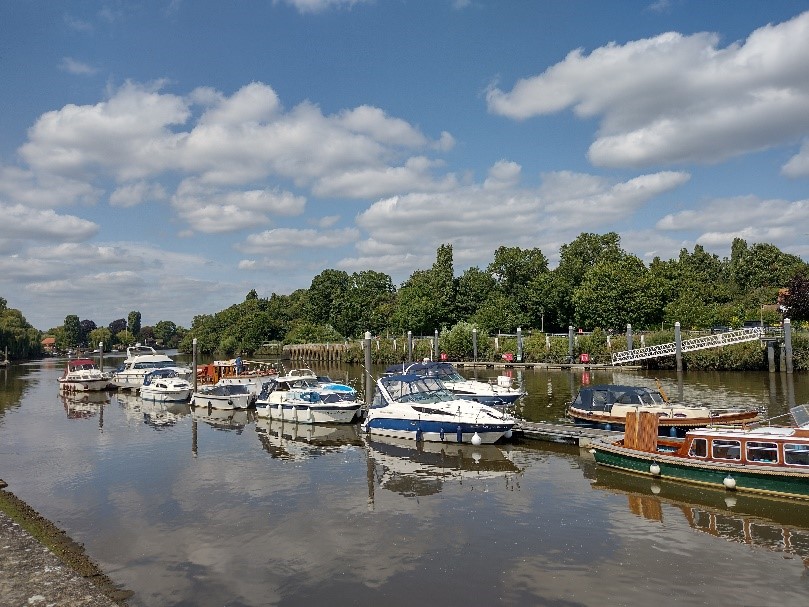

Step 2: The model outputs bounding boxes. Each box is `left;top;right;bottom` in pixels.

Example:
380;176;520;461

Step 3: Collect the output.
513;420;622;447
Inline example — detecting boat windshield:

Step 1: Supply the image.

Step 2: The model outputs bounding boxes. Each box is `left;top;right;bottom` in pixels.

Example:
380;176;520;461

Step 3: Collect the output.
381;376;454;404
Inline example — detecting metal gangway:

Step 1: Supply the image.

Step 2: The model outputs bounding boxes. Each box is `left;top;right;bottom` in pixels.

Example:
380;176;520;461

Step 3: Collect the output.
611;327;764;365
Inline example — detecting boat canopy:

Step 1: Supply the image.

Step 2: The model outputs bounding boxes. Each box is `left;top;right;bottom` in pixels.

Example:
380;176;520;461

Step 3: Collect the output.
572;384;666;412
378;373;455;404
143;368;181;384
68;359;98;369
384;361;462;381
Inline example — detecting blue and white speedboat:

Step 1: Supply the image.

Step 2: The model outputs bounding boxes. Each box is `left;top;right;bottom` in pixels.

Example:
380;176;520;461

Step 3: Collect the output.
363;373;515;444
386;361;525;406
254;381;362;424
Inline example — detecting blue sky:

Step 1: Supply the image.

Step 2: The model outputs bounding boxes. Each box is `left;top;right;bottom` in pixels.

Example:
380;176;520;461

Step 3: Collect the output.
2;0;809;331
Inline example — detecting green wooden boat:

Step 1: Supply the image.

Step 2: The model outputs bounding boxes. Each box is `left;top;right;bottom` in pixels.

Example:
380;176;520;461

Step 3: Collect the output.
591;405;809;500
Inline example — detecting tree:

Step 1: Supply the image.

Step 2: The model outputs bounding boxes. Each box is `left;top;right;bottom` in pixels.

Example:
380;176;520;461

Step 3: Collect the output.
154;320;179;346
728;239;808;292
551;232;623;328
487;245;548;297
89;327;113;351
470;291;527;335
573;254;662;331
109;318;126;336
455;267;496;320
783;271;809;322
63;315;80;348
127;311;142;337
78;319;97;346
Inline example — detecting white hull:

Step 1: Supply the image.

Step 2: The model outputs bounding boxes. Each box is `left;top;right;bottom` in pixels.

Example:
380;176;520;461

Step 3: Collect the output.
58;378;110;392
140;387;192;402
364;426;507;444
192;392;251;409
255;401;361;424
111;367;191;390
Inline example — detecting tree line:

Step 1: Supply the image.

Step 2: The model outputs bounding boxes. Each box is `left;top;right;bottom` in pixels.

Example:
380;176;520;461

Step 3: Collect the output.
179;232;809;356
3;232;809;360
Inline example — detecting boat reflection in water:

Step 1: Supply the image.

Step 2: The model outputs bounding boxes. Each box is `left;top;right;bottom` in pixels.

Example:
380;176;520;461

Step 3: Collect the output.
60;390;110;419
114;391;190;429
255;417;362;461
587;462;809;568
364;434;523;498
191;404;250;433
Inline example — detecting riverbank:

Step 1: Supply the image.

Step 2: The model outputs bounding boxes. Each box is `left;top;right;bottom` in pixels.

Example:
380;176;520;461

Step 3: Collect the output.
0;481;131;606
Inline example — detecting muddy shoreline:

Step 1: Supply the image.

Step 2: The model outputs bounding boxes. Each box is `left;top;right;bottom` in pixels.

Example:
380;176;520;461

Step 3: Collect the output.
0;482;132;605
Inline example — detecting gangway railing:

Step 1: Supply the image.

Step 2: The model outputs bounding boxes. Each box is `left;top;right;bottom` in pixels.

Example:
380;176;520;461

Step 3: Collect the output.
611;327;764;365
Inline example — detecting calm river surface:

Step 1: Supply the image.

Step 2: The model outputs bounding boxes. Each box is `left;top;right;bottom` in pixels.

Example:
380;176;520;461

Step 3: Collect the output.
2;357;809;606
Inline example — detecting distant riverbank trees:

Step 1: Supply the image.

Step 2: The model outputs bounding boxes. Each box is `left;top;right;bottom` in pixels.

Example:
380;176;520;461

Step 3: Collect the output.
176;232;809;361
4;232;809;365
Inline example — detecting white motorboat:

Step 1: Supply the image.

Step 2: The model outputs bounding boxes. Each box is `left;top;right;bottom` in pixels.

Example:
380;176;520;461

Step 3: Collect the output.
110;344;192;390
254;382;362;424
140;369;192;402
272;368;358;401
363;373;516;444
387;361;525;406
191;383;252;409
57;358;112;392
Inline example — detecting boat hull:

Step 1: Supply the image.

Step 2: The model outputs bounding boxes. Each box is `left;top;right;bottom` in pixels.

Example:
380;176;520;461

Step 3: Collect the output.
255;401;361;424
58;378;110;392
362;417;512;444
570;407;759;434
592;441;809;500
140;388;192;402
191;392;251;409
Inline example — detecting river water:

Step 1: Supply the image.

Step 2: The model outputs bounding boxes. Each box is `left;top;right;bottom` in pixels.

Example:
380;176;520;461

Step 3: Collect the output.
2;357;809;606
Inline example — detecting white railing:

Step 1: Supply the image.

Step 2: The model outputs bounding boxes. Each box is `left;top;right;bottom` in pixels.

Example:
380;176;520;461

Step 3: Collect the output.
611;327;764;365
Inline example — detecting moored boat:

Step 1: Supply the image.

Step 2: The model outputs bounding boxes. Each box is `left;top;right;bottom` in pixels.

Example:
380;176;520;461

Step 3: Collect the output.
590;405;809;500
254;381;362;423
140;368;192;402
57;358;112;392
191;383;252;409
362;373;515;444
110;344;192;390
568;383;760;435
387;361;525;406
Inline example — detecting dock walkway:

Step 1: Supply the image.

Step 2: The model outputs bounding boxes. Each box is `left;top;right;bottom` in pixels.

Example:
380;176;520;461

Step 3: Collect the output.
514;421;621;447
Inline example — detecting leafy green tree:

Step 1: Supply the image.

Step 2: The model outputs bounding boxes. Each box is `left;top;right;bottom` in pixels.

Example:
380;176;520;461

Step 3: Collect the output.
116;329;136;347
487;245;548;297
78;319;96;346
153;320;179;346
455;267;497;320
470;291;527;335
431;244;456;327
0;300;43;359
306;269;350;326
333;270;395;337
728;239;808;291
88;327;113;351
127;311;142;337
391;270;438;335
551;232;623;329
109;318;126;336
62;315;81;348
284;321;344;344
573;254;662;331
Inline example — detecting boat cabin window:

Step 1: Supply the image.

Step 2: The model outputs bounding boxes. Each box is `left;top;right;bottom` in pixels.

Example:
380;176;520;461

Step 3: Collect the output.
712;439;741;460
784;443;809;466
745;441;779;463
688;438;708;458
